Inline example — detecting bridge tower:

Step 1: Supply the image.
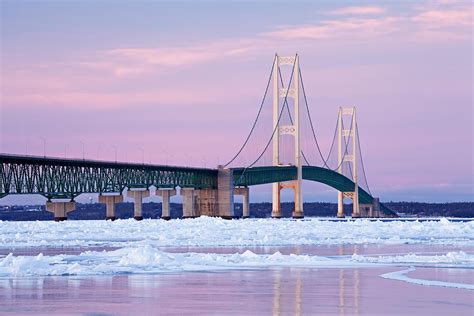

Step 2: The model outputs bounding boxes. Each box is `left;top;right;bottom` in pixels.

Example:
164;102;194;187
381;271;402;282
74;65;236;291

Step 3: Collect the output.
271;54;304;219
337;107;360;218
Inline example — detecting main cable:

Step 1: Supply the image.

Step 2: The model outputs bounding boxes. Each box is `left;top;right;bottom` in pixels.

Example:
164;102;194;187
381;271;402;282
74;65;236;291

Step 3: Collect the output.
234;55;297;185
278;66;311;166
333;112;354;172
356;122;372;195
299;67;331;169
224;54;277;168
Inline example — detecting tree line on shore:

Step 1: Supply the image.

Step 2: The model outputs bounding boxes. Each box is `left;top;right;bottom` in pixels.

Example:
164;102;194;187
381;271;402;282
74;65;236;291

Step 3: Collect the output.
0;201;472;221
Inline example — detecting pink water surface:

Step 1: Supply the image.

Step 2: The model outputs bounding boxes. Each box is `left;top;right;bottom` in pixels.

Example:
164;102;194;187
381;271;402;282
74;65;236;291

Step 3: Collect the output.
0;267;473;315
0;244;473;315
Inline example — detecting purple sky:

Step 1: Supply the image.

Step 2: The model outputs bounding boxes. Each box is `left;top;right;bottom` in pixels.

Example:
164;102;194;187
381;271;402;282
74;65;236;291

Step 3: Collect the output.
1;0;472;203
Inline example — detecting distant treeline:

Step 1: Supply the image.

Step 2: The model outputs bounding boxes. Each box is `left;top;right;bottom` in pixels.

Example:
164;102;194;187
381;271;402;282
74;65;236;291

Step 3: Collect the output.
383;202;473;218
0;201;472;221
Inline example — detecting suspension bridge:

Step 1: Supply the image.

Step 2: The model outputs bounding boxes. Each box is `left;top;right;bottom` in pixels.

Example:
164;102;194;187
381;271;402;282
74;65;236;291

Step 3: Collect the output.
0;54;397;220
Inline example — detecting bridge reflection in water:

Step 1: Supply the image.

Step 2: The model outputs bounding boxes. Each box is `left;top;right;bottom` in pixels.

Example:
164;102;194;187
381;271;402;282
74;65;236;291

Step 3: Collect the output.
271;245;361;316
2;246;473;314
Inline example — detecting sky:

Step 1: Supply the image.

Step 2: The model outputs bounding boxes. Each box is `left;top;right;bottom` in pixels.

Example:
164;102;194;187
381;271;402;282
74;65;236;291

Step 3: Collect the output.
0;0;473;204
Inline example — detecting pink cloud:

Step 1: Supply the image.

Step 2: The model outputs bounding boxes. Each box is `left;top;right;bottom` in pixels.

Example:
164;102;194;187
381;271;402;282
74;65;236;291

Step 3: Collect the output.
104;39;258;73
330;6;386;15
262;4;471;42
262;17;400;40
412;9;471;26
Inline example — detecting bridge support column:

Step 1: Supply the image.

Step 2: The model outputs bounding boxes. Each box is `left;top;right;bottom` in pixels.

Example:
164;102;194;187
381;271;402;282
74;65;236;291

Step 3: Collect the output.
217;167;235;219
359;204;372;217
272;184;282;218
372;198;381;218
337;192;344;218
127;189;150;220
156;188;176;220
98;194;123;220
352;192;360;218
46;201;76;221
181;188;197;218
196;189;217;217
234;187;249;218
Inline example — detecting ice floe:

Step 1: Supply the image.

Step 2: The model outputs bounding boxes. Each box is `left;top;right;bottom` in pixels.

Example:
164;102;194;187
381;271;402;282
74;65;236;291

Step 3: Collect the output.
0;246;473;280
0;217;473;249
381;267;474;290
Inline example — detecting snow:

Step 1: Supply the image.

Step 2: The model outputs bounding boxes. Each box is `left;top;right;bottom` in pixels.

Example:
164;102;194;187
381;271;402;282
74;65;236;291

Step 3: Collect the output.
0;217;473;290
381;267;474;290
0;217;473;249
0;246;473;279
351;251;474;265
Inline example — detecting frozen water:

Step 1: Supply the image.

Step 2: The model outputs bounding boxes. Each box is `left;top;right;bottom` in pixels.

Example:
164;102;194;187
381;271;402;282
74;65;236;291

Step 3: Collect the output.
0;245;473;279
381;267;474;290
0;217;473;291
0;217;473;249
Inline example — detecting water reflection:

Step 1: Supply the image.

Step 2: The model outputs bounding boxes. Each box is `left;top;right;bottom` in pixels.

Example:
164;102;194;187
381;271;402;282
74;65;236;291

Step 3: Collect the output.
295;269;302;316
272;269;280;316
1;244;474;315
339;269;345;316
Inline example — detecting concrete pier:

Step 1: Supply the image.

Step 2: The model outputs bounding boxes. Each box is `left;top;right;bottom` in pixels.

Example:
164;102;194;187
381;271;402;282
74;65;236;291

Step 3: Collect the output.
156;188;176;220
98;194;123;220
234;187;249;218
196;189;217;217
127;189;150;220
271;183;282;218
46;201;76;221
337;191;344;218
372;198;381;217
360;198;381;218
181;188;197;218
217;167;234;219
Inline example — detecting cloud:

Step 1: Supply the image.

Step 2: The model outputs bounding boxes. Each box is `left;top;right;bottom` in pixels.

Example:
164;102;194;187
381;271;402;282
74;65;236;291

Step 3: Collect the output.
2;0;471;113
262;3;471;42
262;17;400;40
410;6;472;41
412;9;471;27
62;2;471;78
103;39;257;76
330;6;386;15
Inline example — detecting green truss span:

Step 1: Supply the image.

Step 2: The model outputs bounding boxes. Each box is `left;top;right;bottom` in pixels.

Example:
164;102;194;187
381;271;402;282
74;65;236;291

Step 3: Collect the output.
0;154;217;199
232;166;396;216
0;154;395;216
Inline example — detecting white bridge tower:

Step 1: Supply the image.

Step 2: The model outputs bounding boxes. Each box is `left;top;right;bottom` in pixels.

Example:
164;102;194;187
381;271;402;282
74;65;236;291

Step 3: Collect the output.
271;54;304;219
337;107;360;218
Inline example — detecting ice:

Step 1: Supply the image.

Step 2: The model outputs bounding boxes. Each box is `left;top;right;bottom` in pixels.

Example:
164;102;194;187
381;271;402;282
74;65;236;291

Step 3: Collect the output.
0;245;473;279
351;251;474;266
381;267;474;290
0;217;473;291
0;217;473;249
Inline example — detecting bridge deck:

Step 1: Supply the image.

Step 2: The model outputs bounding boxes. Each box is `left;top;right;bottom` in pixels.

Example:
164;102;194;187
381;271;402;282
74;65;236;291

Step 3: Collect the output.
0;154;395;216
0;154;217;199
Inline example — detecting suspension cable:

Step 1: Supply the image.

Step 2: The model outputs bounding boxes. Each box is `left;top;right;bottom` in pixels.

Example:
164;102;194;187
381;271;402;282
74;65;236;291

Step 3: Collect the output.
278;66;311;166
223;54;277;167
234;56;297;184
340;119;353;179
355;122;372;195
333;112;354;172
299;67;331;168
279;65;353;172
322;111;340;168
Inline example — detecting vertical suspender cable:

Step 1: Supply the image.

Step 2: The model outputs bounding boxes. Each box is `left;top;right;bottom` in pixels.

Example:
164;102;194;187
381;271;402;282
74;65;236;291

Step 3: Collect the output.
224;54;277;168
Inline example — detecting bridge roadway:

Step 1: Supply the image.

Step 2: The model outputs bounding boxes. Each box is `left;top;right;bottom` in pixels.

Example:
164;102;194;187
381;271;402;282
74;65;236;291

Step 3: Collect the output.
0;154;395;220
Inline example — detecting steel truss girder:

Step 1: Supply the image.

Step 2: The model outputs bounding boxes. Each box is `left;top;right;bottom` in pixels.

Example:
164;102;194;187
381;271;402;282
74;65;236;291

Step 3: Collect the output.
0;154;217;198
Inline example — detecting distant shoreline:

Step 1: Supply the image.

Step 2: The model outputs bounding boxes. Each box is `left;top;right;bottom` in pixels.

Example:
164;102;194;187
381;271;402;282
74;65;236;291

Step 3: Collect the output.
0;201;472;221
